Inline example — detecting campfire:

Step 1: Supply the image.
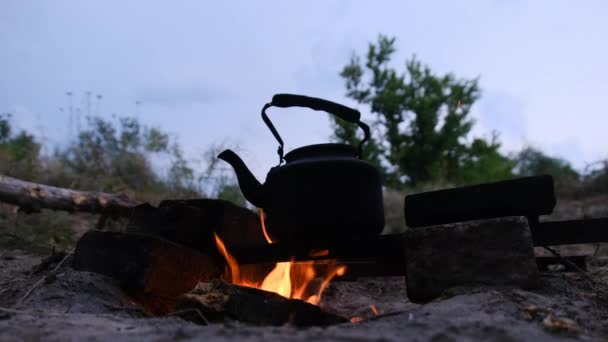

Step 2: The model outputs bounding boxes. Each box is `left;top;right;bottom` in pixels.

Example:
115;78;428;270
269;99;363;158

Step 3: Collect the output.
212;208;346;306
57;175;607;328
70;199;356;326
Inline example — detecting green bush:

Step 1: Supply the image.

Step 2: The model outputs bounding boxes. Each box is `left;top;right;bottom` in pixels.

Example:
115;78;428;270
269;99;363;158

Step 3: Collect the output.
583;160;608;196
513;146;580;197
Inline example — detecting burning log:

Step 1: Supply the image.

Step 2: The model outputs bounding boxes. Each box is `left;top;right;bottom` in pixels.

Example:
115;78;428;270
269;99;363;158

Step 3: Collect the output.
176;280;347;327
0;174;136;216
73;230;223;315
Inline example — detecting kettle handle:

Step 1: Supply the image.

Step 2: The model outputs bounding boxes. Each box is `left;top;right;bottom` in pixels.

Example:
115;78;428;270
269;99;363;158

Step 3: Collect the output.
262;94;370;163
272;94;361;123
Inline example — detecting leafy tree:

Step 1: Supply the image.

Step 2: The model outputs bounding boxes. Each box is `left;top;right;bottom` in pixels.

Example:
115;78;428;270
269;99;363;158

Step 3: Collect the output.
459;133;515;185
0;113;41;180
583;160;608;195
335;35;513;187
513;146;580;195
514;146;578;179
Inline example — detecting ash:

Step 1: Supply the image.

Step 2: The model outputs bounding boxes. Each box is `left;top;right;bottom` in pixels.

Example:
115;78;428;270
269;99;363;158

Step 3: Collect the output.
1;251;608;342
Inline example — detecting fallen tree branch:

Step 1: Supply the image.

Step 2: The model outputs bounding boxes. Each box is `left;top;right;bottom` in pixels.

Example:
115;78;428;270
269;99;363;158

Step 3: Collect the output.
0;174;137;216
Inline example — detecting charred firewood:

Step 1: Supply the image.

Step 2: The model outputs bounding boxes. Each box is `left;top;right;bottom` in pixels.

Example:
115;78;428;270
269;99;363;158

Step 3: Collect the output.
404;175;556;228
73;230;223;315
175;280;347;327
126;199;266;251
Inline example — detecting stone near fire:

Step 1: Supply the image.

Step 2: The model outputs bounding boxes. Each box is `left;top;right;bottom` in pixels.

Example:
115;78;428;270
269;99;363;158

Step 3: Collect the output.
403;216;540;303
176;280;348;327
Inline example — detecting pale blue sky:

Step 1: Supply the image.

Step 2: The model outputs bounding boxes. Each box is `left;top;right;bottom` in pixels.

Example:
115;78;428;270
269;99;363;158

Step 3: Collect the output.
1;1;607;179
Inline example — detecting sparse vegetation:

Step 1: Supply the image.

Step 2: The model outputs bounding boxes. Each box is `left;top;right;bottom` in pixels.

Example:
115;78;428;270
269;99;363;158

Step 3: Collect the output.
0;113;241;253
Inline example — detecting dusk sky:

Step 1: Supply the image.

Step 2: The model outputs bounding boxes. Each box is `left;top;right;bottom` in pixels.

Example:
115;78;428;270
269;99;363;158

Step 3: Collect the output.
2;1;607;179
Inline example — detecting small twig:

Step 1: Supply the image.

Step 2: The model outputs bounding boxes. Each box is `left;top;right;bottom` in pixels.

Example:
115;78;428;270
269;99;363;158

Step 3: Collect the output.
15;276;45;306
542;246;608;297
167;308;210;325
32;250;67;274
16;249;73;305
543;246;592;279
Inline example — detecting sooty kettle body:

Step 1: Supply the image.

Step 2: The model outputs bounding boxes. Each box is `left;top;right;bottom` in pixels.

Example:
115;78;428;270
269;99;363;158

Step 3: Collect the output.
218;94;384;243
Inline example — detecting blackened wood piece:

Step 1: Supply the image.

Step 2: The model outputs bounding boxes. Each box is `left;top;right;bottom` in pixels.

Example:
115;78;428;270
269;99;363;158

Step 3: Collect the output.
404;216;540;303
332;256;588;279
536;256;587;272
73;230;222;315
230;233;404;264
404;175;556;228
222;216;605;277
532;218;608;246
0;174;136;216
126;199;266;252
176;280;347;326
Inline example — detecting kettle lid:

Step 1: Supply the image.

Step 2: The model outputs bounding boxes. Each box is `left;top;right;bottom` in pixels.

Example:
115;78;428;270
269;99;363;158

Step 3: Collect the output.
284;143;358;163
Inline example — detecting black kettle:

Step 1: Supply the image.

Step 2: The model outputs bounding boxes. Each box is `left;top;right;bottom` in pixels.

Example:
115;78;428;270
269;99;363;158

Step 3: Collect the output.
218;94;384;243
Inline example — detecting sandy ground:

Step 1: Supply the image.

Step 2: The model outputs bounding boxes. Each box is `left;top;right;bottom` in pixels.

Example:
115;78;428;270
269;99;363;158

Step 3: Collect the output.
1;250;608;342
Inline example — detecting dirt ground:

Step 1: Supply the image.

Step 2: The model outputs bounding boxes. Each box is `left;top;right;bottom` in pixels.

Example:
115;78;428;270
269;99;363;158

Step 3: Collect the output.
1;248;608;342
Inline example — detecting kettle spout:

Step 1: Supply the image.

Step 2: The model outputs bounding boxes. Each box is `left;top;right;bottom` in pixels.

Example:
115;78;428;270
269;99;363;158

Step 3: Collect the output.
217;149;265;208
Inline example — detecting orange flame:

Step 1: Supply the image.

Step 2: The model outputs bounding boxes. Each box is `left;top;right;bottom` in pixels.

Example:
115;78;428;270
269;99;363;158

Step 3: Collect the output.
370;305;381;315
348;305;382;323
213;232;240;283
212;211;347;305
309;249;330;257
259;208;273;244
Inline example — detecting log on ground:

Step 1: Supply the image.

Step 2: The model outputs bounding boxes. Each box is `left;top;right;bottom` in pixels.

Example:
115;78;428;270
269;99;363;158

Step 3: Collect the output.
73;230;223;315
0;174;136;216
